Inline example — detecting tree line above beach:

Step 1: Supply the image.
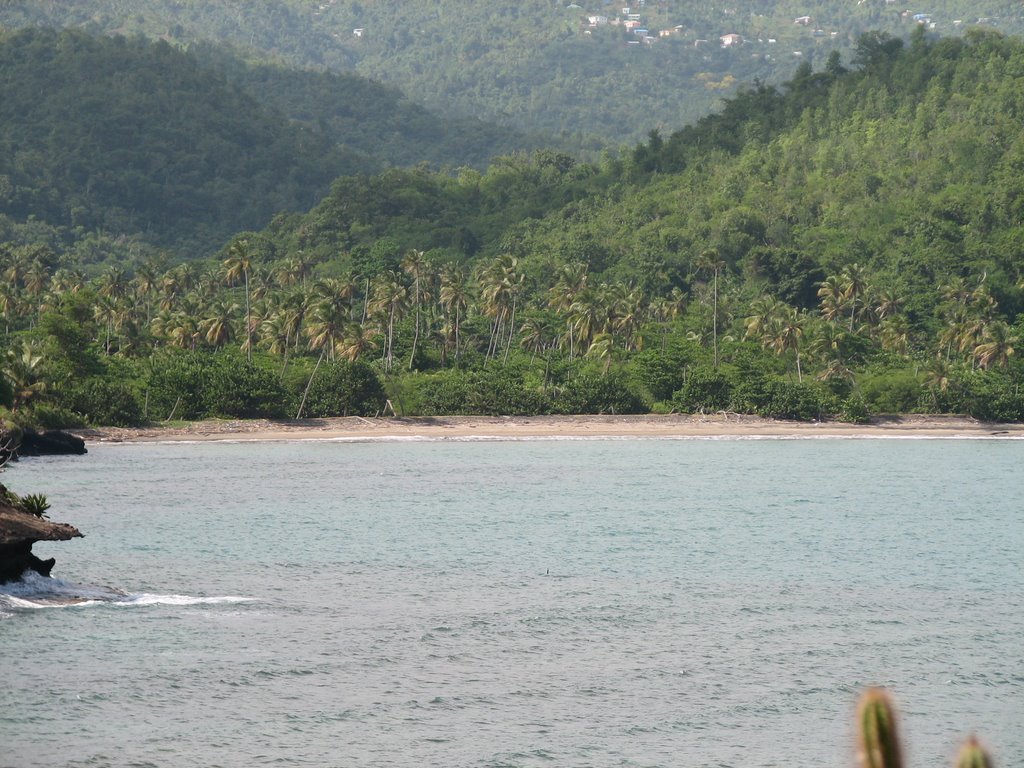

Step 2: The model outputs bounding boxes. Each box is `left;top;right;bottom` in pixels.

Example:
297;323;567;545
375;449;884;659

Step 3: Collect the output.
3;28;1024;427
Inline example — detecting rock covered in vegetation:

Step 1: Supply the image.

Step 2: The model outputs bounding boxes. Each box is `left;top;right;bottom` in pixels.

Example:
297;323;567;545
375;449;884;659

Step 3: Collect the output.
0;483;82;584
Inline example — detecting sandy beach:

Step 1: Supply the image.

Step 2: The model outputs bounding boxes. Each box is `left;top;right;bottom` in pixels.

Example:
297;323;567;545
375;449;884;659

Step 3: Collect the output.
71;413;1024;443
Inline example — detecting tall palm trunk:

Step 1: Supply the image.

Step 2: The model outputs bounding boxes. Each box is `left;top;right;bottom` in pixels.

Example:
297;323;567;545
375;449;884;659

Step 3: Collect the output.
408;273;420;370
503;296;518;363
712;268;719;369
244;268;252;362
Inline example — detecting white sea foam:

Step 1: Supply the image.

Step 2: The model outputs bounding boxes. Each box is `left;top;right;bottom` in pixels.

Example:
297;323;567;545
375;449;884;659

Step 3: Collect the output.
0;571;253;612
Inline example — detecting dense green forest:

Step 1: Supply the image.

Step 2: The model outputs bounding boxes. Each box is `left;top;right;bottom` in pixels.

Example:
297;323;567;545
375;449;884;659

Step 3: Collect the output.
3;30;1024;427
8;0;1024;145
0;28;539;261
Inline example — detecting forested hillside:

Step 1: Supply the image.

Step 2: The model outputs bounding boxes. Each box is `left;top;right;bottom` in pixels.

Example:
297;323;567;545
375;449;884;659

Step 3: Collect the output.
3;30;1024;427
9;0;1024;144
0;27;539;262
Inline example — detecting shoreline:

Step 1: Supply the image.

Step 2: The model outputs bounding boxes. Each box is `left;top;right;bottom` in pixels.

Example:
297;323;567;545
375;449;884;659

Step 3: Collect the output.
71;414;1024;444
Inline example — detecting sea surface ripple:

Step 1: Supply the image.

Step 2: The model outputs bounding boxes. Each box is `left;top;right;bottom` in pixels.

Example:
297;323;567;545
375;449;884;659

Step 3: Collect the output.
1;439;1021;767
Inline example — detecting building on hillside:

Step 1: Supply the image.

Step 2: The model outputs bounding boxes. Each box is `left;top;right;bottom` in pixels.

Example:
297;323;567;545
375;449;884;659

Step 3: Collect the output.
720;33;743;47
794;15;812;24
353;28;365;38
588;15;609;25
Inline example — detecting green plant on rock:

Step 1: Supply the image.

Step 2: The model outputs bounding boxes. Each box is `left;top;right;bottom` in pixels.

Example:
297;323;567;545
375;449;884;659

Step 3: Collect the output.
18;493;51;518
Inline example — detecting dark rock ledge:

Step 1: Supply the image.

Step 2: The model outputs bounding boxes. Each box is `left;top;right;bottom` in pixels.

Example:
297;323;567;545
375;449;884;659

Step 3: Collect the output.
0;484;82;584
1;428;87;464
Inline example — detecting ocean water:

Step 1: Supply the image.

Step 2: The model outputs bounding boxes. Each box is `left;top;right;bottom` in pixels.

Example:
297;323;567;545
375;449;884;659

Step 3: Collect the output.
1;437;1021;768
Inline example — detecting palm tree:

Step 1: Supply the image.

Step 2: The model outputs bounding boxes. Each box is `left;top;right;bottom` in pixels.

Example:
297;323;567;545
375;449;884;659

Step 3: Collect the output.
166;311;200;351
973;321;1016;369
875;287;904;321
808;321;849;374
280;290;312;354
879;317;911;356
568;287;606;355
402;249;430;369
477;255;524;362
840;263;870;331
133;262;160;324
770;306;806;382
0;284;21;335
611;285;646;352
694;249;726;368
336;321;379;362
4;342;48;411
306;300;348;362
23;260;49;321
744;295;783;344
519;315;555;362
369;272;408;371
547;262;589;359
439;264;469;364
258;310;300;377
224;240;254;361
586;332;615;374
816;274;846;324
51;268;85;296
98;266;128;301
200;301;239;349
93;296;119;354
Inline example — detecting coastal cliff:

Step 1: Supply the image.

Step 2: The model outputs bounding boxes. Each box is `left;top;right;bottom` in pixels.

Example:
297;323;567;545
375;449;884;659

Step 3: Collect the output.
0;484;82;584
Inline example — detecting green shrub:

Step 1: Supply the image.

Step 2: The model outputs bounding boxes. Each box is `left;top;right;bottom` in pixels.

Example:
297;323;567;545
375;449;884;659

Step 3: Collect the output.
303;360;387;417
464;367;549;416
203;356;288;419
839;394;870;423
62;378;145;426
145;352;208;420
858;370;924;414
28;403;86;429
671;367;733;413
552;371;648;415
759;380;834;420
961;371;1024;422
417;370;472;415
630;343;698;402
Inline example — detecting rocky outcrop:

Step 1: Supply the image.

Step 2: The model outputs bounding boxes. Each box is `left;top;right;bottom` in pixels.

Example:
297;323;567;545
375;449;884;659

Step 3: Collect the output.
0;485;82;584
16;429;87;457
0;426;87;465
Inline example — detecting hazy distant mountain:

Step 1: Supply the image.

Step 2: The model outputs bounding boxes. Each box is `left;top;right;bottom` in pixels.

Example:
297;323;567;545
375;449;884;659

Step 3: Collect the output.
3;0;1023;145
0;27;540;256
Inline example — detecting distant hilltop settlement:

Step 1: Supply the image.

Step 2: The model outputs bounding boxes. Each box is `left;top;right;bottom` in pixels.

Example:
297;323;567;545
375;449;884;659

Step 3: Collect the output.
581;3;954;52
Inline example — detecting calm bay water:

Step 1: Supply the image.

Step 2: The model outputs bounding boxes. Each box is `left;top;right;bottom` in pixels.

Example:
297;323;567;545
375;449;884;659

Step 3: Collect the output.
1;437;1022;767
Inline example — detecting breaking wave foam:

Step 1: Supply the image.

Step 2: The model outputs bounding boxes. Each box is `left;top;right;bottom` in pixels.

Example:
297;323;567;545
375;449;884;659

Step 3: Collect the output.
0;571;254;614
